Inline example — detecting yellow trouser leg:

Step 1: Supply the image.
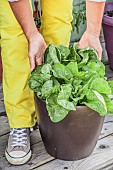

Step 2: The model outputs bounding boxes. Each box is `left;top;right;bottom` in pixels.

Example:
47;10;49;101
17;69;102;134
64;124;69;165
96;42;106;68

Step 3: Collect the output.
0;0;36;128
40;0;73;46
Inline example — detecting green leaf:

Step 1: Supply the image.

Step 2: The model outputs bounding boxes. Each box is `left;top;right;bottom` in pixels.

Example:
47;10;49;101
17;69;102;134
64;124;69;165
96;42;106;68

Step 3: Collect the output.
72;79;82;95
69;43;81;62
57;100;75;110
51;77;60;88
41;64;52;75
66;62;78;76
82;61;105;78
57;84;75;110
55;48;62;62
72;79;82;86
44;44;59;64
57;45;70;61
47;104;69;122
52;63;73;80
58;84;72;99
46;94;69;122
41;79;60;98
82;90;107;116
88;49;99;62
31;65;42;75
78;47;98;62
39;73;51;82
71;93;85;105
76;71;86;79
78;51;89;68
108;80;113;95
102;94;113;114
41;80;53;97
90;77;111;94
36;91;42;97
28;77;41;91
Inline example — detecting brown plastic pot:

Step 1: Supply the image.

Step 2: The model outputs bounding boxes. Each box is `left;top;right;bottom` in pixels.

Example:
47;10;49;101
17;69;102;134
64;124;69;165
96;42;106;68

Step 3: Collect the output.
35;96;104;161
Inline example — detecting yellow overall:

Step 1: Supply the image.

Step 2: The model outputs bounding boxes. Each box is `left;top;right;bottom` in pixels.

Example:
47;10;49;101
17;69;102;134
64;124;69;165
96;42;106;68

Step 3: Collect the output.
0;0;73;128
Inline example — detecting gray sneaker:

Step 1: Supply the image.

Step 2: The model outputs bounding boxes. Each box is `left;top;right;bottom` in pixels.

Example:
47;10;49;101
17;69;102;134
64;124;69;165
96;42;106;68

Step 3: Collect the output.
5;128;32;165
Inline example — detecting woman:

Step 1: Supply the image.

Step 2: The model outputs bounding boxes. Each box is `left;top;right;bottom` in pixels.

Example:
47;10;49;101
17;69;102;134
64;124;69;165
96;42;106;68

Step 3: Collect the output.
0;0;105;165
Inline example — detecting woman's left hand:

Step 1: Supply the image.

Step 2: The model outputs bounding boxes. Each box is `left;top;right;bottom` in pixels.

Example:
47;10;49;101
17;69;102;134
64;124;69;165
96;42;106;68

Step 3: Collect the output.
78;30;102;60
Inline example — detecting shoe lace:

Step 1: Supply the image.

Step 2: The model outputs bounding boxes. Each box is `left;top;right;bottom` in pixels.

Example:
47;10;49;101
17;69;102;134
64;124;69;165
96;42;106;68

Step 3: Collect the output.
10;128;29;147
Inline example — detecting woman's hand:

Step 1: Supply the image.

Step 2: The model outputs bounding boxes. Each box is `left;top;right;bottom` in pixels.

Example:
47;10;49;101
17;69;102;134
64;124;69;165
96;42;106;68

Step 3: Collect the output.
78;1;105;60
78;31;102;60
28;31;47;71
9;0;47;71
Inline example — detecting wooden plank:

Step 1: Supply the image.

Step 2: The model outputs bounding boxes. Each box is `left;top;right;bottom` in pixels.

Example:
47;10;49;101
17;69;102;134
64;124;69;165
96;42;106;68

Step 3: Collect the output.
100;29;105;43
36;135;113;170
0;116;113;170
0;129;42;159
101;41;109;65
0;120;53;169
0;85;6;115
0;104;6;116
100;121;113;139
0;83;2;91
0;116;9;136
100;116;113;140
102;51;109;65
29;120;113;170
104;115;113;123
105;65;113;80
0;91;3;101
0;96;5;116
0;140;54;170
0;134;9;159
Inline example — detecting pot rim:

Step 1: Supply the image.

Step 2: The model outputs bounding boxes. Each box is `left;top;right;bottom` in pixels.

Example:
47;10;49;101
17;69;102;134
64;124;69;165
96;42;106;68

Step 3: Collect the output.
102;2;113;26
102;15;113;26
35;95;95;110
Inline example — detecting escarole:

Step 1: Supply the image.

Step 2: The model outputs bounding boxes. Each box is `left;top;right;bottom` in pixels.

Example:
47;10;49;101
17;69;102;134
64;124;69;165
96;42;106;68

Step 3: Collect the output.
28;43;113;122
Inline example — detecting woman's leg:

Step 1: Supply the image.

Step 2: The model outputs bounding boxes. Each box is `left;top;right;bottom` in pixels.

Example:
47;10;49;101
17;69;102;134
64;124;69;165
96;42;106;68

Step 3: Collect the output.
40;0;73;46
0;0;36;129
0;0;37;165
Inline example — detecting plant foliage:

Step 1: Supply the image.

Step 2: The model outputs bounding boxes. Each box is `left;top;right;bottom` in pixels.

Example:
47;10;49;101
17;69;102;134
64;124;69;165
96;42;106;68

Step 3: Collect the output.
28;43;113;122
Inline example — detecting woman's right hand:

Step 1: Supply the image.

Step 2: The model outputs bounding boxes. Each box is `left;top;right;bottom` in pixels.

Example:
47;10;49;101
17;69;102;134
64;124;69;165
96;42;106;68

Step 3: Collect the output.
28;31;47;71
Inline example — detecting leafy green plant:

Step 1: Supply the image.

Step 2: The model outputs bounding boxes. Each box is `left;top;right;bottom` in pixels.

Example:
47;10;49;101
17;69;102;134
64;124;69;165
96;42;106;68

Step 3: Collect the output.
72;0;86;33
28;43;113;122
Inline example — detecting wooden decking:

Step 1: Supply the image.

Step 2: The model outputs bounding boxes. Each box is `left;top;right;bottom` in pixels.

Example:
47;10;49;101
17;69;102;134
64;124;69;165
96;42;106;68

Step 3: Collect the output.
0;34;113;170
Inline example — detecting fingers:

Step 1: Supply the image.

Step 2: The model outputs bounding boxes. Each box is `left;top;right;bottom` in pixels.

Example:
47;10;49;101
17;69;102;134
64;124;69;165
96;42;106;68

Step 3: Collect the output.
29;46;46;71
28;32;47;71
78;33;102;60
91;42;102;61
35;46;46;66
28;52;35;72
77;42;82;49
96;46;102;61
35;55;43;66
28;45;46;71
78;31;103;61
